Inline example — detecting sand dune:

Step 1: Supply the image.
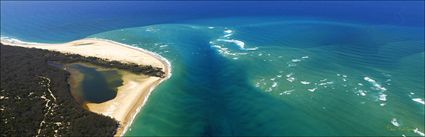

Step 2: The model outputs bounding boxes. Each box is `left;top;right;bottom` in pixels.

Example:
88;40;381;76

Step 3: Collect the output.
1;38;171;136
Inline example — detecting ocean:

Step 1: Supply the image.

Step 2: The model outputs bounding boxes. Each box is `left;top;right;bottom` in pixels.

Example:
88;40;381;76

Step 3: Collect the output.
1;1;424;136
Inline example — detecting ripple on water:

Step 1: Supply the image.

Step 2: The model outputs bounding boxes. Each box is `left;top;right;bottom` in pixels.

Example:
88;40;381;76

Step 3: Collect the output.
279;89;295;95
391;118;400;127
300;81;310;85
308;87;317;92
412;98;425;105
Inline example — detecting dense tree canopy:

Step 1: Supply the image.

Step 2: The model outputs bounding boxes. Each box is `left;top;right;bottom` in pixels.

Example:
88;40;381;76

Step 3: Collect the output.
0;44;163;136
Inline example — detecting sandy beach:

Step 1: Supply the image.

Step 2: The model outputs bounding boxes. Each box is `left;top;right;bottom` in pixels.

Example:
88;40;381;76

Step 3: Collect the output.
1;37;171;136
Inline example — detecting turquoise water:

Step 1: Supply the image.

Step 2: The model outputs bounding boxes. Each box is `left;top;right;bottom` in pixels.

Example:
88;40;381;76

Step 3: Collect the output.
89;18;424;136
2;1;424;136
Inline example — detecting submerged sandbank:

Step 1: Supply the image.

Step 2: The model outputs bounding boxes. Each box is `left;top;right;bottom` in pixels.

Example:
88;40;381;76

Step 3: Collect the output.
1;37;172;136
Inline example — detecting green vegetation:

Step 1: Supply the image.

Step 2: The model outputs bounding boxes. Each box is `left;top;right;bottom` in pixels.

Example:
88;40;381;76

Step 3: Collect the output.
0;44;164;136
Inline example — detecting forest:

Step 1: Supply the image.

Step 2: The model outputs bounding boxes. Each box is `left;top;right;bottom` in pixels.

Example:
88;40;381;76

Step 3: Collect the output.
0;44;164;136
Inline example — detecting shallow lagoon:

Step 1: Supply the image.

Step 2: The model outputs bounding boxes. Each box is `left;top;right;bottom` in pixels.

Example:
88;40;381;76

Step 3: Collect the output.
66;63;123;104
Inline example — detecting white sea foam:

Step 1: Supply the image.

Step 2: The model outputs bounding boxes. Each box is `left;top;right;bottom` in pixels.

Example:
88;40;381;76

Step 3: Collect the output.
378;94;387;101
364;77;375;83
145;27;157;32
266;87;273;92
217;39;244;46
1;36;40;45
272;82;278;88
364;77;387;91
208;26;215;29
363;77;389;104
414;128;425;136
211;45;228;54
290;56;309;63
224;29;233;34
210;44;243;56
280;89;295;95
255;82;260;87
391;118;400;127
287;63;297;67
291;59;302;62
285;73;295;82
286;73;294;77
412;98;425;105
223;34;232;38
286;77;295;82
308;88;317;92
318;81;334;86
223;29;233;38
300;81;310;85
382;73;392;77
356;90;367;96
336;73;348;81
216;39;258;50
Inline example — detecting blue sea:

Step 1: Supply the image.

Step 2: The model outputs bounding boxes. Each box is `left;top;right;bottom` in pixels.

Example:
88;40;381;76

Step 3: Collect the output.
1;1;424;136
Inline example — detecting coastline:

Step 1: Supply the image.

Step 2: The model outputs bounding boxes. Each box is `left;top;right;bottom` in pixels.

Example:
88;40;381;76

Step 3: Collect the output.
0;37;172;136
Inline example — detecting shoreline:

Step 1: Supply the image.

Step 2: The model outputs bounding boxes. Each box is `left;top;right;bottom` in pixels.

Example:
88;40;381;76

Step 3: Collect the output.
0;37;172;136
106;39;172;136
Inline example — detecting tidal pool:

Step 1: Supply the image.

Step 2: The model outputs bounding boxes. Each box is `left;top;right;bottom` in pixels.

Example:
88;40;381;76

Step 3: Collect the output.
66;63;123;103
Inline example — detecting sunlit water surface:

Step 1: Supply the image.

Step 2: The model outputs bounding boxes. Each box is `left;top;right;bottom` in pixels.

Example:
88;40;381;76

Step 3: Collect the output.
90;18;424;136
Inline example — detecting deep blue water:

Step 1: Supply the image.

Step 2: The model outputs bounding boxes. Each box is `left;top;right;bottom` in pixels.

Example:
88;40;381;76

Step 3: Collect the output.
1;1;424;136
1;1;424;42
